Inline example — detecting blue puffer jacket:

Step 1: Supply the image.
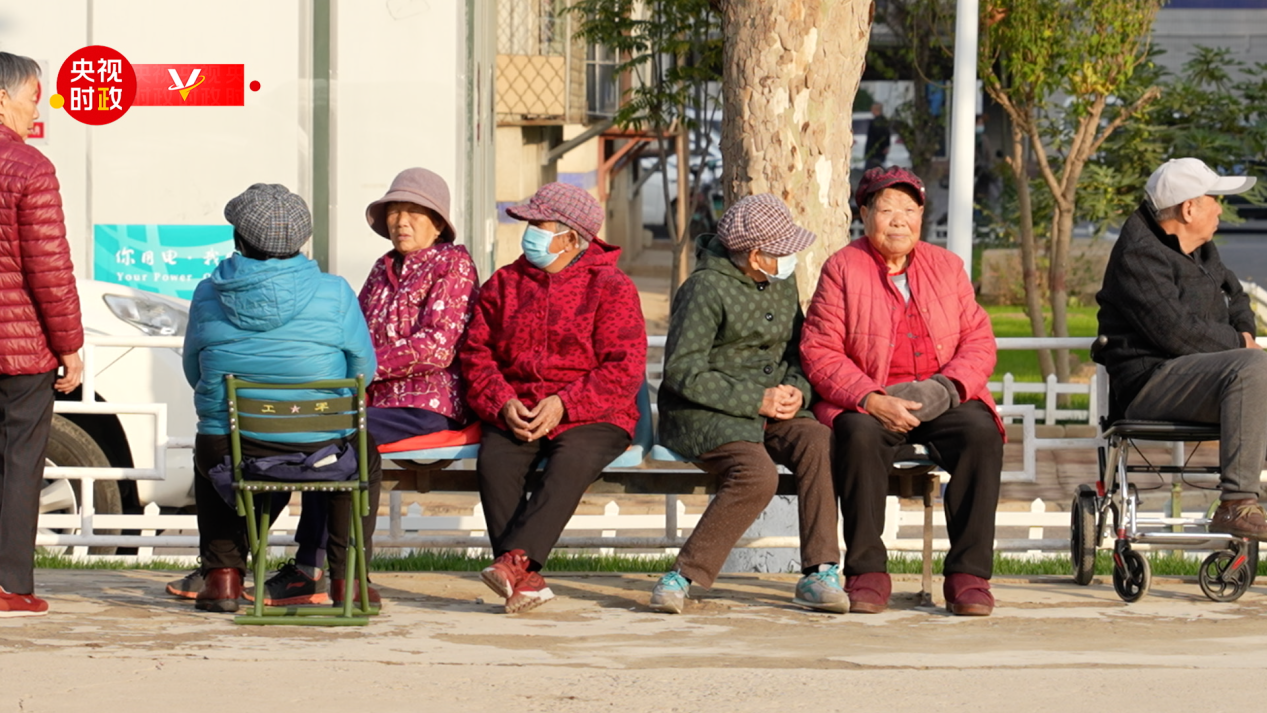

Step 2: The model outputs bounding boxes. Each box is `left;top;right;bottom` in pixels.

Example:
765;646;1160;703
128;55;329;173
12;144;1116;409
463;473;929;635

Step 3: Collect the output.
183;253;377;442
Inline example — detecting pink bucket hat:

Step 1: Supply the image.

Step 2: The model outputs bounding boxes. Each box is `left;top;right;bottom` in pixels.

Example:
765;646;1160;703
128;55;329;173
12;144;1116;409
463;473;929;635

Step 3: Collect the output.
505;182;604;243
716;194;817;256
366;167;457;242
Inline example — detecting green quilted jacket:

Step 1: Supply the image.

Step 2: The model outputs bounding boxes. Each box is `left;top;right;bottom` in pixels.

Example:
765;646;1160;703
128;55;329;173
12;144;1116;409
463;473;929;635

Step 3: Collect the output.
657;234;814;459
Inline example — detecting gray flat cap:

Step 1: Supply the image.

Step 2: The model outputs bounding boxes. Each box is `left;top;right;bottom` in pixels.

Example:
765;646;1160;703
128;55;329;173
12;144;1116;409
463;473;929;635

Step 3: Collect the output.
224;183;312;257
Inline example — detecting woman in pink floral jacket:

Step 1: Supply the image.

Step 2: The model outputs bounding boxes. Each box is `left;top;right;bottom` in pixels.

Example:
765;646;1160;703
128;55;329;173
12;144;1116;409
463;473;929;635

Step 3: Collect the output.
359;167;479;444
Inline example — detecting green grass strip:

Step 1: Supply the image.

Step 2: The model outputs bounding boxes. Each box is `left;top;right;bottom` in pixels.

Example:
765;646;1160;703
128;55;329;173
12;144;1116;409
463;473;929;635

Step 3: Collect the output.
38;548;1226;578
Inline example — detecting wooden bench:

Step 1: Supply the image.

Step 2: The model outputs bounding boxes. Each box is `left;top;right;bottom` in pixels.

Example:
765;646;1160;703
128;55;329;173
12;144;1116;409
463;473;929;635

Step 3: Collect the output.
385;438;942;607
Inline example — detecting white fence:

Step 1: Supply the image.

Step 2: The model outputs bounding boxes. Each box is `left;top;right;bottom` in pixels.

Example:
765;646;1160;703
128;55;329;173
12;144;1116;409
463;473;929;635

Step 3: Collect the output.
42;495;1076;565
40;334;1125;559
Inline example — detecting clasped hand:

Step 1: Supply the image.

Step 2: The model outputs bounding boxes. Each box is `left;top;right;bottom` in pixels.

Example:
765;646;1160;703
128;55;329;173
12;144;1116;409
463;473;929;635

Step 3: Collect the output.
866;392;923;434
758;385;802;421
501;395;565;442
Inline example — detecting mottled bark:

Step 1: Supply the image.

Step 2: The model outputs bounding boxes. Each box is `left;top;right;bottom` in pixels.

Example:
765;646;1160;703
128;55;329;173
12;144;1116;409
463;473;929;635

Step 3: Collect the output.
720;0;873;300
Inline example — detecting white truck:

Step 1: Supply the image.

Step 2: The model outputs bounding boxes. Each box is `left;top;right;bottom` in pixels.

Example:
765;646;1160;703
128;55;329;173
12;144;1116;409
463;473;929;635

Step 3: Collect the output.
1;1;495;546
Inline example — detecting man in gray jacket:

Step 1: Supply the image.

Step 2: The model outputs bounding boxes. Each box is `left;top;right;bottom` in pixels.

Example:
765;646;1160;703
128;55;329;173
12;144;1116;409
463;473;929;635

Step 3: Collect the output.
1096;158;1266;537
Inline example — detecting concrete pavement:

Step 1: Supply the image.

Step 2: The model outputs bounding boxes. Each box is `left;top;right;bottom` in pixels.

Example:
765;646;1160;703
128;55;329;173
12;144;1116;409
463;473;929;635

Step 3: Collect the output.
5;569;1267;712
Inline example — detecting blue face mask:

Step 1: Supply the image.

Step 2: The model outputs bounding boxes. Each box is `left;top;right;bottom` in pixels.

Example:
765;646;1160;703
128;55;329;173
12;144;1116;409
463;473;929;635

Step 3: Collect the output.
521;225;569;269
759;253;798;281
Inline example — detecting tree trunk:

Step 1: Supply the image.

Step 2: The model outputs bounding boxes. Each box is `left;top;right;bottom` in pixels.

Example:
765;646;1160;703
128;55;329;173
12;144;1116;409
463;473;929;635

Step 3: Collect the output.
719;0;872;300
1007;120;1055;378
671;124;692;304
1048;202;1075;382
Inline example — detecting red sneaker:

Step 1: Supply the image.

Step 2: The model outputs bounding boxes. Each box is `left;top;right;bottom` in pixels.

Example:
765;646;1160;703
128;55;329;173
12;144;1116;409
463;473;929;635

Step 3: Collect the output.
481;549;530;600
505;571;554;614
330;579;382;605
0;587;48;618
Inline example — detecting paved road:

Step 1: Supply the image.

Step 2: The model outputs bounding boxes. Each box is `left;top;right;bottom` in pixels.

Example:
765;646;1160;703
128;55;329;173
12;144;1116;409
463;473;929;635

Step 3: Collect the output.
7;570;1267;712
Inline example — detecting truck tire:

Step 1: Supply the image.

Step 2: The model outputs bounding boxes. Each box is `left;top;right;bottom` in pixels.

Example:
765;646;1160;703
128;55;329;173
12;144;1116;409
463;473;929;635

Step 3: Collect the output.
42;415;122;555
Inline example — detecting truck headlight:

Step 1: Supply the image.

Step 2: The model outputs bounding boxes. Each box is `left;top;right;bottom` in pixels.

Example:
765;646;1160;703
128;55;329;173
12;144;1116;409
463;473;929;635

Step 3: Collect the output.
103;294;190;337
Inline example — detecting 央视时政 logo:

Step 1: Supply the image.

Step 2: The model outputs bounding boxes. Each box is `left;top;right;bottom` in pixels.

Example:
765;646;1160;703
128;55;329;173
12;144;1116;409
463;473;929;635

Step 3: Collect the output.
52;46;258;125
53;46;137;126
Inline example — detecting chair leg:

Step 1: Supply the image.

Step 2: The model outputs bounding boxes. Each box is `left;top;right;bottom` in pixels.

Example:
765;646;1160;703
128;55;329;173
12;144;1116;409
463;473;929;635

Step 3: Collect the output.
352;490;374;616
921;477;935;607
253;496;271;618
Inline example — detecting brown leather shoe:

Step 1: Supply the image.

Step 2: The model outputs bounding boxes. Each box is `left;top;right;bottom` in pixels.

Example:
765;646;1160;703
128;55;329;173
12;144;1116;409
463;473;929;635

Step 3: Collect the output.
1210;498;1267;540
944;572;994;616
844;572;891;614
195;568;243;613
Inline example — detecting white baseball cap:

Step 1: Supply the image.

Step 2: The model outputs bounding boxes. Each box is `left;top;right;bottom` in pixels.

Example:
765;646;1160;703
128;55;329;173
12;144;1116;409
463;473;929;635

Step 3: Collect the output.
1145;157;1256;210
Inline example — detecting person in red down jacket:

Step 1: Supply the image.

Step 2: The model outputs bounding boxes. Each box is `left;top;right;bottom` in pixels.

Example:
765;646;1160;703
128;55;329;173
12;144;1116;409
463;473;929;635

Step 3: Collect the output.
460;182;646;614
0;52;84;618
801;167;1003;618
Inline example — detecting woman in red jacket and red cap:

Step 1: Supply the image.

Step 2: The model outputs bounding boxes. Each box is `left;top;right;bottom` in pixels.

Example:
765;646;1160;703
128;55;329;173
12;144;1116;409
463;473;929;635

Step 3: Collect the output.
460;182;646;614
801;166;1004;617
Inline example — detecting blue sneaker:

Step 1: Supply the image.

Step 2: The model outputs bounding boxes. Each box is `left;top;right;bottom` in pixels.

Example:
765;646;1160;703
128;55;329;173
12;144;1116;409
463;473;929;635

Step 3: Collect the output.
793;564;847;613
650;570;690;614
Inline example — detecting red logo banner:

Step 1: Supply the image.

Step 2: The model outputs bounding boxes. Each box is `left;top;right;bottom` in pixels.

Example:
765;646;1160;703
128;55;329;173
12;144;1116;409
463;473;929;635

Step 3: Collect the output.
132;64;245;107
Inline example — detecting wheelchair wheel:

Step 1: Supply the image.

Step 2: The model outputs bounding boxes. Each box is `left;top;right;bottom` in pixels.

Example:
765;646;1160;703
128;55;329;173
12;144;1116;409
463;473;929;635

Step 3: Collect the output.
1198;549;1254;603
1071;485;1097;586
1112;548;1150;603
1247;540;1259;587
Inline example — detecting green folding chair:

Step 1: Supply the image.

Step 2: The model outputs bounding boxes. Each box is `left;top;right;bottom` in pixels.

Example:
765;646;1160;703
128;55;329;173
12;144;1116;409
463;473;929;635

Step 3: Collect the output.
226;374;377;626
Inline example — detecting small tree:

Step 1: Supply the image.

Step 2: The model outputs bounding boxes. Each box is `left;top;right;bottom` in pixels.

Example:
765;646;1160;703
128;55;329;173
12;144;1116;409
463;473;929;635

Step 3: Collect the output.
570;0;722;299
1088;46;1267;231
980;0;1162;381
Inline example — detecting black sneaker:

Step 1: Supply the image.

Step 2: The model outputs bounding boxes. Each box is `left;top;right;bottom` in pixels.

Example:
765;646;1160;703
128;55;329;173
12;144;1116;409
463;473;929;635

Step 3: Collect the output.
243;561;330;605
166;568;206;600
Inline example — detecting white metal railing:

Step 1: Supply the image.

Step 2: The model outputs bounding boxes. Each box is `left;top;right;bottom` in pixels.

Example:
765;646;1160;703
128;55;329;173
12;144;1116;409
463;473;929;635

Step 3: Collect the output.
38;333;1114;557
46;496;1081;565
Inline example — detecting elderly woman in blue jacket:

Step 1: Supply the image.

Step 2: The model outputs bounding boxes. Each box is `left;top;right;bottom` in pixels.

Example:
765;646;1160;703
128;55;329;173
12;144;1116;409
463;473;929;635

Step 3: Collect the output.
177;184;380;613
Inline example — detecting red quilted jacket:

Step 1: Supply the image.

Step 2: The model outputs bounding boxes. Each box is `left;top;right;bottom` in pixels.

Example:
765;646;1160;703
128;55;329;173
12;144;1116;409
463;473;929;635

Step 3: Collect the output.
459;239;646;437
801;239;1003;437
0;125;83;375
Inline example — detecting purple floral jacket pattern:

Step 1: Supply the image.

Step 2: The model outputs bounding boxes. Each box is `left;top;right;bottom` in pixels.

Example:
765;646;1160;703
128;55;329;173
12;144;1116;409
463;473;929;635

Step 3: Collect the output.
358;242;479;423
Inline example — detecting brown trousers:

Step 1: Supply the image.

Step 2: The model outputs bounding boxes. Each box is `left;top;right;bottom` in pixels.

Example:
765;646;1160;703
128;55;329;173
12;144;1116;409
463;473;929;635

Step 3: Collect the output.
674;417;840;588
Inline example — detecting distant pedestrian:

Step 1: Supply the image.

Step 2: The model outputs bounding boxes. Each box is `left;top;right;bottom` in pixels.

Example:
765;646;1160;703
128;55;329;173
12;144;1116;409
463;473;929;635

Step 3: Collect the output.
864;103;891;171
0;52;84;618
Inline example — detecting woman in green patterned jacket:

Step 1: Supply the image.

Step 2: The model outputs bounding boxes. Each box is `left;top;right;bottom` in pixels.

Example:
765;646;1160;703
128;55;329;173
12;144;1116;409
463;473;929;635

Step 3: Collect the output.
650;194;843;614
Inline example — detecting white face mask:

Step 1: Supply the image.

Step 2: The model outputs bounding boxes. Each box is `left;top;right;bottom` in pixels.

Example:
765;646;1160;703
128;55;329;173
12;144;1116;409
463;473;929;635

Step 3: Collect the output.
759;253;798;281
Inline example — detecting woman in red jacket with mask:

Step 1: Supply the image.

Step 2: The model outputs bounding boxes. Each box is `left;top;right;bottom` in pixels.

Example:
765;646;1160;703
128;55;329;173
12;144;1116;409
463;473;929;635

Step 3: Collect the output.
0;52;84;617
460;182;646;614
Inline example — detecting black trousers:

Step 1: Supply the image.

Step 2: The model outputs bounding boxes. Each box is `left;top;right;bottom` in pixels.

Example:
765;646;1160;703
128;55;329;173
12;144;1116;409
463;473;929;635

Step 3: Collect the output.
832;400;1003;579
0;370;56;594
477;423;630;567
193;433;382;579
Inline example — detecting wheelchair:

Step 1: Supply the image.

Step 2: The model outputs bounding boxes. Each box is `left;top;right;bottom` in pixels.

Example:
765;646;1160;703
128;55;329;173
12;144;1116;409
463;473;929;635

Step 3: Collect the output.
1074;338;1259;603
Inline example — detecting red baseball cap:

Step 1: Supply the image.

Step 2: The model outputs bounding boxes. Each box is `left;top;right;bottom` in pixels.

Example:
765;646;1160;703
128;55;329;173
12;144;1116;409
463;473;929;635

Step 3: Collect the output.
855;166;926;209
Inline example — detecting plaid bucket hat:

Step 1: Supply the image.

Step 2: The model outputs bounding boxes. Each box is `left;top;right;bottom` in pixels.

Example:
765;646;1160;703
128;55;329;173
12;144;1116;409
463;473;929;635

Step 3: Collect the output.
224;183;312;257
855;166;926;210
505;182;604;243
365;167;457;242
716;193;817;256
